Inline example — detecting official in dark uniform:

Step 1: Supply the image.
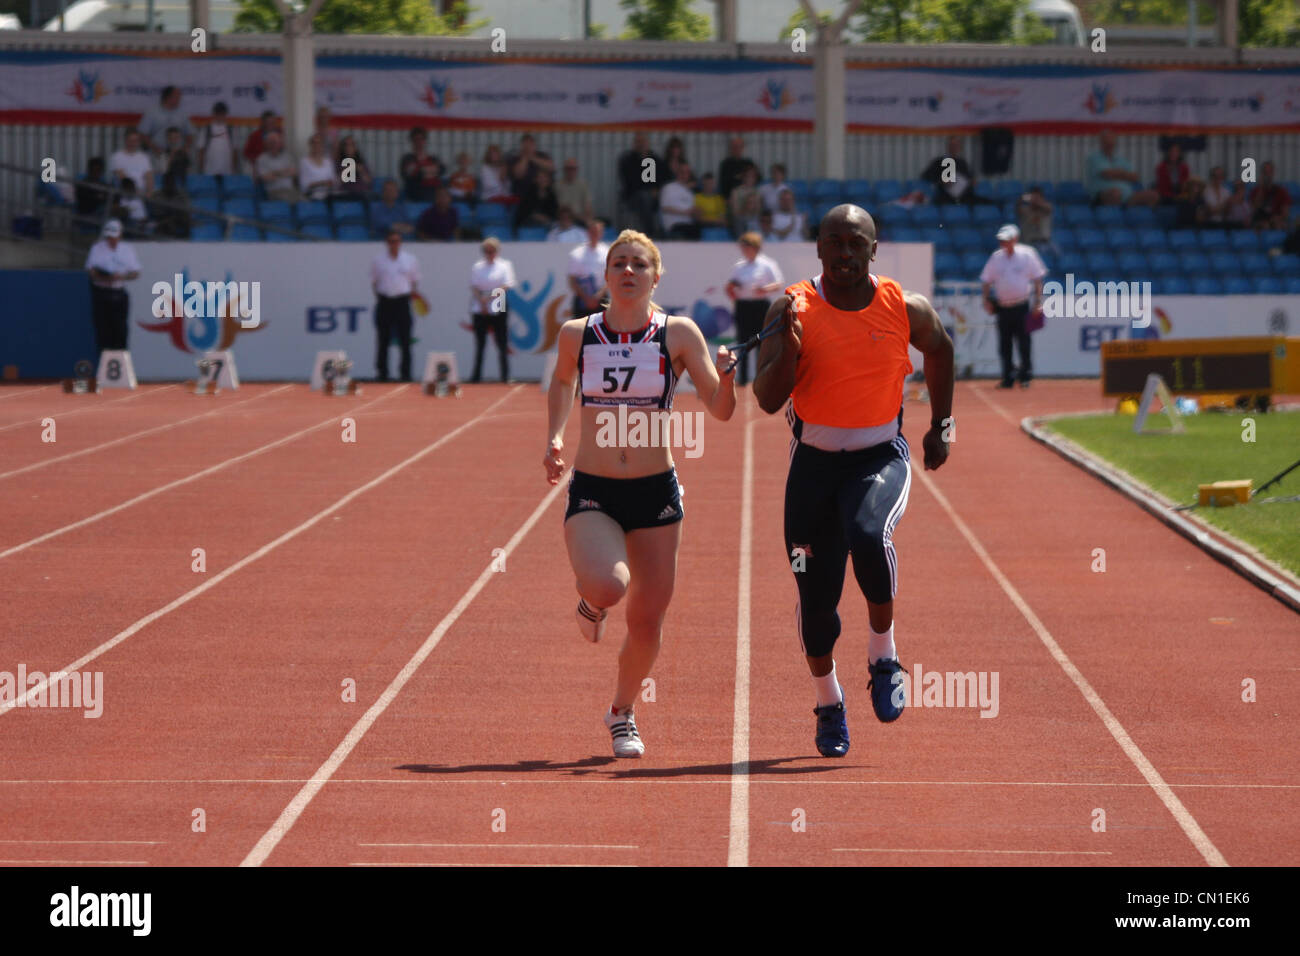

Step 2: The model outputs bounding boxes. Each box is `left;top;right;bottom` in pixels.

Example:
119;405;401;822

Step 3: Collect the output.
84;219;141;357
369;226;422;382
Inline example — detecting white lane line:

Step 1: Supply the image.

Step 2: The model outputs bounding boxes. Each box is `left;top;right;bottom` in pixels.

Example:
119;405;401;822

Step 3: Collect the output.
0;384;179;433
0;388;515;717
0;385;54;401
0;384;293;481
0;385;407;561
4;778;1298;789
833;848;1112;856
915;469;1230;867
0;859;150;865
727;408;754;868
969;384;1022;426
0;839;165;845
349;863;634;868
358;843;637;850
240;462;566;867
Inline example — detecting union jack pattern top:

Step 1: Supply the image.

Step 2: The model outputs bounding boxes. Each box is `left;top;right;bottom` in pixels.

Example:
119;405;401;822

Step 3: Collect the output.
577;310;678;409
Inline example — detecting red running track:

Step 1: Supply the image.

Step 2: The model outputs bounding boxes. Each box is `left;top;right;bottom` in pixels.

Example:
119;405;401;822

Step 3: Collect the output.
0;380;1295;867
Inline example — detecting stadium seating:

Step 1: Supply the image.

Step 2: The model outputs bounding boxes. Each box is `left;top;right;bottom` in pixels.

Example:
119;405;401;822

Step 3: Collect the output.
1166;231;1198;251
1094;205;1123;226
1223;277;1254;294
1228;230;1261;251
230;224;262;241
1061;205;1096;226
1105;227;1139;251
222;197;257;220
1123;206;1157;227
1239;252;1273;277
949;226;982;249
1191;276;1225;295
1208;251;1241;274
1136;228;1168;251
1147;251;1179;274
873;180;905;204
295;201;330;226
1075;230;1109;252
971;204;1002;225
336;224;370;241
1253;277;1283;294
1271;254;1300;275
1160;275;1191;294
221;175;257;200
1177;251;1211;273
811;179;843;202
843;179;872;204
1054;182;1090;204
1198;229;1229;250
1261;230;1288;250
191;221;225;241
960;250;988;275
912;205;940;226
700;227;731;242
937;205;972;225
934;252;964;280
1085;250;1119;274
332;199;368;225
1116;250;1149;275
186;174;219;198
515;226;548;241
301;222;333;239
1284;277;1300;294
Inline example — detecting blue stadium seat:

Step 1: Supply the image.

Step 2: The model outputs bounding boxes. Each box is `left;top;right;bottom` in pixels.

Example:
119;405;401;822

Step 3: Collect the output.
1253;277;1283;294
1052;227;1077;250
191;221;224;241
1075;229;1109;251
903;179;929;195
1271;253;1300;275
960;250;989;275
1198;229;1229;251
1166;231;1198;250
259;200;292;223
475;202;509;225
1223;277;1254;295
1159;275;1191;294
1085;251;1119;274
230;224;262;241
1116;250;1149;276
923;227;952;250
1136;228;1168;251
811;178;843;202
1153;205;1178;229
1055;182;1090;204
1105;227;1139;251
873;180;904;204
402;200;429;224
1147;251;1179;274
301;222;333;239
332;198;367;223
265;229;297;242
883;226;919;243
1191;277;1225;295
1260;230;1288;251
912;206;940;226
1094;205;1123;226
992;179;1025;201
1178;251;1211;273
186;174;219;198
1239;252;1273;277
971;204;1002;225
934;252;964;280
515;226;548;241
337;224;370;241
843;179;872;204
451;201;474;224
1058;252;1088;276
192;195;221;214
1061;205;1097;226
937;205;972;225
787;179;811;202
1123;205;1157;227
1228;230;1261;251
295;201;330;226
1284;181;1300;204
950;227;983;250
700;227;731;242
1208;251;1242;274
222;197;257;219
1283;277;1300;294
813;201;840;222
480;224;510;241
873;204;908;227
221;175;256;200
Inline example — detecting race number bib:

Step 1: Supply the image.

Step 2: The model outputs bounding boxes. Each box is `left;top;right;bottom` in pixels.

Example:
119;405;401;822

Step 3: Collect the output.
581;341;665;407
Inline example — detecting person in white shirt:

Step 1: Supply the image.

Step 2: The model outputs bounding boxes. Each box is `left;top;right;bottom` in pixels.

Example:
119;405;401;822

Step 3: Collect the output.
1201;166;1232;225
725;232;784;385
979;224;1047;389
109;130;154;197
369;227;422;382
547;206;588;244
769;187;806;241
137;85;193;159
568;219;608;319
758;162;790;213
256;131;299;203
84;219;141;358
197;101;237;177
468;237;517;383
298;133;337;201
658;162;699;239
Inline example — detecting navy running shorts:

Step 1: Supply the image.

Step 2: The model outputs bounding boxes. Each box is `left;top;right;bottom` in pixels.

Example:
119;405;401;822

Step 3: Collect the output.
565;468;683;532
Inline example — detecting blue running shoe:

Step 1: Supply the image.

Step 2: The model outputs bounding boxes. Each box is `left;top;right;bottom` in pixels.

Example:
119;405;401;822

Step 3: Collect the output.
813;687;849;757
867;658;908;723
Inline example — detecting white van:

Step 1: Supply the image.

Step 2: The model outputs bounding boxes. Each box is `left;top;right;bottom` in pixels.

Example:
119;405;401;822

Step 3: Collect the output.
1026;0;1086;46
43;0;239;32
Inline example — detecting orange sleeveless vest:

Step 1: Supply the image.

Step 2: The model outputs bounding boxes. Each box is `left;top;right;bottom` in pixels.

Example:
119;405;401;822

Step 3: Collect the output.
788;274;913;429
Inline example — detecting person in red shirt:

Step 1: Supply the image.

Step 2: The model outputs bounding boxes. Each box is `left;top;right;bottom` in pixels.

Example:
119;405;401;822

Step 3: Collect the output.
1251;161;1292;230
242;111;278;167
1154;143;1190;205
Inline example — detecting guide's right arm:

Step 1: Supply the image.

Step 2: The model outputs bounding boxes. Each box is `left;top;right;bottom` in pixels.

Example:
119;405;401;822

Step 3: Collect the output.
544;319;583;484
752;295;801;415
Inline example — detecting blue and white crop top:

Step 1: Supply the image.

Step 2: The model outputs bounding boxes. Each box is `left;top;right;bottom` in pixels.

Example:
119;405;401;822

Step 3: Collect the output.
577;311;679;410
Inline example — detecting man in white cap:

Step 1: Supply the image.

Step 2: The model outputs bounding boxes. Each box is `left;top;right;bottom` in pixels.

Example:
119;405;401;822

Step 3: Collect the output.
84;219;141;358
979;223;1046;389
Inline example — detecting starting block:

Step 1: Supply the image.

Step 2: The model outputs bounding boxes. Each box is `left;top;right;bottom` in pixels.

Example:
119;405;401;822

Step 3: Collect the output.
422;351;462;397
311;350;359;396
1198;480;1252;508
62;359;97;394
95;349;137;390
188;350;239;395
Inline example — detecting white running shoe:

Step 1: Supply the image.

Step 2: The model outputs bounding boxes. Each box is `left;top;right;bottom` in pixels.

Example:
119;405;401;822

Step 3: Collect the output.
604;707;645;758
576;599;607;643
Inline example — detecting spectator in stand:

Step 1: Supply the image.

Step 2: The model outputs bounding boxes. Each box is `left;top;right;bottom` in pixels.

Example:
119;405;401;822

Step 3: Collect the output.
1175;176;1206;228
1225;180;1253;229
725;232;783;386
548;206;587;243
888;188;930;209
717;135;754;200
1016;185;1056;257
151;167;191;239
759;163;791;212
154;126;190;181
693;172;727;231
554;158;593;225
113;177;150;235
299;132;337;200
921;135;978;206
769;187;806;241
479;144;512;204
1154;142;1190;205
567;218;608;319
758;209;777;243
618;131;661;236
505;133;555;197
196;102;238;177
514;168;559;231
335;135;373;196
370;179;414;239
1251;161;1291;230
138;85;192;159
1085;130;1160;207
659;162;700;239
255;130;300;203
729;164;762;238
400;127;443;202
109;130;154;197
1200;166;1232;226
314;105;339;156
76;156;110;219
663;136;689;183
242;111;278;168
417;187;459;241
446;151;477;205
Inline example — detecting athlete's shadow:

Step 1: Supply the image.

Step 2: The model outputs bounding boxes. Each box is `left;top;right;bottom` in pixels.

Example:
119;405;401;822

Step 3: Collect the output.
396;756;846;778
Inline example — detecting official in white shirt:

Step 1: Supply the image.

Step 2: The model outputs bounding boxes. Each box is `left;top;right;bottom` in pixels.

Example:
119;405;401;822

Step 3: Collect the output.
370;227;422;382
725;232;784;385
979;223;1047;389
84;219;141;358
567;219;608;319
468;237;517;383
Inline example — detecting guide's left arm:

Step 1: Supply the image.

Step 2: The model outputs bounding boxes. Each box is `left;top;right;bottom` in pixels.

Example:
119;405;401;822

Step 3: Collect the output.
906;291;955;472
670;315;736;422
